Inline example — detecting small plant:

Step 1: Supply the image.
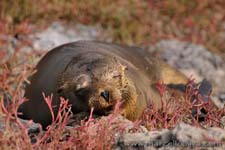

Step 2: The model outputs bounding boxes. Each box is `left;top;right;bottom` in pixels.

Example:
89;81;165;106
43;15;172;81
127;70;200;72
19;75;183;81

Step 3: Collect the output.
140;80;225;130
0;47;34;149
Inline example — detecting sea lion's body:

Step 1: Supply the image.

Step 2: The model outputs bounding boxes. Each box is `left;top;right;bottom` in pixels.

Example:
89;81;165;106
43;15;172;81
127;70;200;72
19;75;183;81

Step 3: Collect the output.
18;41;188;128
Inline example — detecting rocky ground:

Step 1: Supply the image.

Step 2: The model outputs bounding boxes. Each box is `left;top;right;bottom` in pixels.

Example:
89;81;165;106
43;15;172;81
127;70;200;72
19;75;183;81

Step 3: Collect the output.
1;22;225;149
149;40;225;101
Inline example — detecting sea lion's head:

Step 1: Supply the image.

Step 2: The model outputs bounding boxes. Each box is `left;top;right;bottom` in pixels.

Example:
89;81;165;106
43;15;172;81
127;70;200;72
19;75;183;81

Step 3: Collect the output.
58;56;137;117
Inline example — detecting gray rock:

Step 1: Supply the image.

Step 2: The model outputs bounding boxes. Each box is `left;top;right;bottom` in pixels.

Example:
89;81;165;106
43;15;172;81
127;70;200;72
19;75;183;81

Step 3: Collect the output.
31;22;103;51
116;122;225;150
117;129;172;149
149;40;225;96
19;118;42;134
1;117;41;134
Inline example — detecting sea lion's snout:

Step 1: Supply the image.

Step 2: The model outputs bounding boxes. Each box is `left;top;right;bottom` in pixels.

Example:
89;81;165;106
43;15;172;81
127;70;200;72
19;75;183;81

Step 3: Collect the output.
75;74;92;90
88;84;122;112
57;74;92;94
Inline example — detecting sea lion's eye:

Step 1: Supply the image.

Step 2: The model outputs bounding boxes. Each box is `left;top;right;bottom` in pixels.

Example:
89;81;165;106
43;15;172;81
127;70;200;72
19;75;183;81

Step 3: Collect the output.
100;90;110;102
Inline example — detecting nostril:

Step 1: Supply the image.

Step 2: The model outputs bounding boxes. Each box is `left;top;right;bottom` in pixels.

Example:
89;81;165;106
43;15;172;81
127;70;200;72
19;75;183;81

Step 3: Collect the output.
120;112;126;117
100;90;110;102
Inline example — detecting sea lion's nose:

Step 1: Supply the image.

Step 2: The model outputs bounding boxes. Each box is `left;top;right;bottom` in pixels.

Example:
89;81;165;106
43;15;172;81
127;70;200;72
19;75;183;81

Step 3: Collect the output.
100;90;110;102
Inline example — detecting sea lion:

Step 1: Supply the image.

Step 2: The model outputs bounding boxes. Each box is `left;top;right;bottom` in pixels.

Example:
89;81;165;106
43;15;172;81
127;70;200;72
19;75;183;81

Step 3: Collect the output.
18;41;188;128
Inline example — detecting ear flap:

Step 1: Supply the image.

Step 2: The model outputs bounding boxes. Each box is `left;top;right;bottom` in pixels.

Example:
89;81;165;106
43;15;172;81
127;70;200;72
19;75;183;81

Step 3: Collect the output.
57;74;92;94
75;74;92;91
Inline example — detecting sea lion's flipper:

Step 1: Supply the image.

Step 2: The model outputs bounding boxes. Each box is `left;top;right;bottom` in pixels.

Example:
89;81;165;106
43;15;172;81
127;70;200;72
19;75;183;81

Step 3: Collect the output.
191;79;212;120
198;79;212;103
166;83;186;92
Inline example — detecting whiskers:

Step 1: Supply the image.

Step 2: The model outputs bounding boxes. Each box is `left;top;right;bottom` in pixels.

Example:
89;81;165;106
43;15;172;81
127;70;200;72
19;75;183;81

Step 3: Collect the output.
121;90;132;102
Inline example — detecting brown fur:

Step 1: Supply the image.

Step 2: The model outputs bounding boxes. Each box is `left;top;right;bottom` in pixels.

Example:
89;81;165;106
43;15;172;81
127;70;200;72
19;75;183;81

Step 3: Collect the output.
18;41;188;128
